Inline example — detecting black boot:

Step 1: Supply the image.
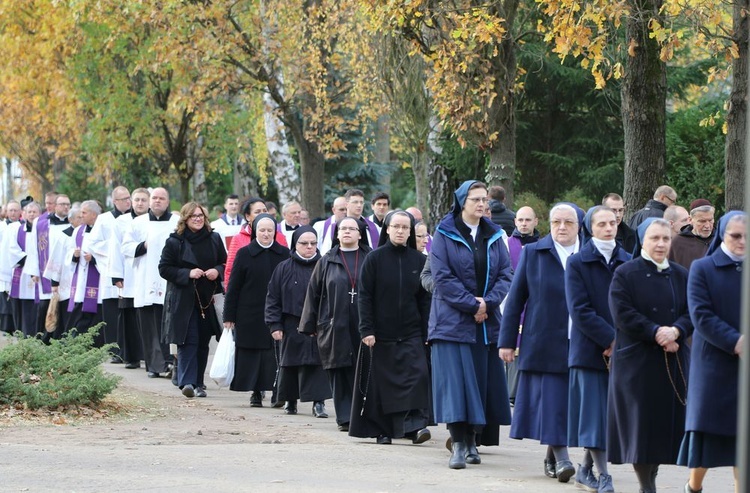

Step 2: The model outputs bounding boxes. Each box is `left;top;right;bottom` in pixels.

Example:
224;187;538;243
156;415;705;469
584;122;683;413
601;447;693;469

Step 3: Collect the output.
284;400;297;414
449;442;467;469
465;433;481;464
312;401;328;418
250;391;263;407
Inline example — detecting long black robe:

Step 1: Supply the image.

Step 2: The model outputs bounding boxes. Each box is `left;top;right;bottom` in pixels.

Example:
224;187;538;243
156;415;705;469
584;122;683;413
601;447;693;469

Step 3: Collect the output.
265;252;331;402
349;241;431;439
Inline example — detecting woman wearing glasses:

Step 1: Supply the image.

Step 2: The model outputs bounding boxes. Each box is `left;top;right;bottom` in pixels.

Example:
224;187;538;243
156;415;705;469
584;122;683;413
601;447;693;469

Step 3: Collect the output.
265;226;331;417
678;212;745;493
430;180;513;469
300;216;372;432
159;202;226;398
499;203;582;482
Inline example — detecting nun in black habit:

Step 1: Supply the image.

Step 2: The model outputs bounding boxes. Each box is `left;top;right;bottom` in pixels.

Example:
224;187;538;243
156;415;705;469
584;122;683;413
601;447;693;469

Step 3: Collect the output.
349;210;432;445
224;213;289;405
265;226;332;417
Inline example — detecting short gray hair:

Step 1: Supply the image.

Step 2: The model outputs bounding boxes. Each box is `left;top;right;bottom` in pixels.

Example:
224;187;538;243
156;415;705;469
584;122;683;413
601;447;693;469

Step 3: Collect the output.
81;200;102;215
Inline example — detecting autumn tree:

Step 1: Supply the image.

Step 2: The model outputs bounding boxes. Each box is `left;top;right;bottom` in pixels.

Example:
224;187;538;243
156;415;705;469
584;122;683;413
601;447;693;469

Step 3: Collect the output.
0;0;85;193
537;0;745;211
368;0;524;205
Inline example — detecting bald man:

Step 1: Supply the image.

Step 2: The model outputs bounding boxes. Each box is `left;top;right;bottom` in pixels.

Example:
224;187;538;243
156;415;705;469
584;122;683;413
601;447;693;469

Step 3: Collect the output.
122;187;178;378
316;197;348;255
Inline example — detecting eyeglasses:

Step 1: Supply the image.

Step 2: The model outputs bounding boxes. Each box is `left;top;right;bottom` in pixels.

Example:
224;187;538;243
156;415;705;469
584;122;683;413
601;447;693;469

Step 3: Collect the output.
727;233;746;240
466;197;489;204
339;227;359;232
189;214;205;220
389;224;410;231
297;241;318;246
551;219;578;228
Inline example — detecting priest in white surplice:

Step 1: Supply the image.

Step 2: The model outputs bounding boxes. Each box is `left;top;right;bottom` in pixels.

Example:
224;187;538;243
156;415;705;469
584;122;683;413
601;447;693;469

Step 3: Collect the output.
122;187;178;378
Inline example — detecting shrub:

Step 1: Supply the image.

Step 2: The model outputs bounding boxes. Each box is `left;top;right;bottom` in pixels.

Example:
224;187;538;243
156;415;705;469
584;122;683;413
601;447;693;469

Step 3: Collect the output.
0;324;120;410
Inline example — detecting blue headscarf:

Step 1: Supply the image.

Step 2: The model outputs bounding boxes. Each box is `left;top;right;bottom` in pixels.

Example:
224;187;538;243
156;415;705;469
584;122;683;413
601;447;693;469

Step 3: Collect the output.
631;217;663;258
452;180;480;215
707;210;745;255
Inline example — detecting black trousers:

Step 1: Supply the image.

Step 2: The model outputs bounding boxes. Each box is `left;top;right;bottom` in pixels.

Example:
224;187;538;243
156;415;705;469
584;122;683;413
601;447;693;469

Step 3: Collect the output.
34;299;50;336
136;304;169;373
101;298;120;356
118;299;143;364
9;297;37;337
66;302;105;347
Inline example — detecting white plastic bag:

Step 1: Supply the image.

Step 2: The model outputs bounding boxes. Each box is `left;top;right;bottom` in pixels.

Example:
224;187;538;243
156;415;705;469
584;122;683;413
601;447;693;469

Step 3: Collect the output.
209;327;235;387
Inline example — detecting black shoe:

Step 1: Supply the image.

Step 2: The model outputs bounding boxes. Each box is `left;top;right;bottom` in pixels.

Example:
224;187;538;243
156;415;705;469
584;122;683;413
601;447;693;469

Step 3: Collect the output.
284;400;298;415
337;423;349;432
146;371;160;378
124;362;140;369
410;428;431;444
465;433;481;464
449;442;467;469
376;435;392;445
182;384;195;398
250;392;263;407
195;387;207;398
544;458;557;478
313;401;328;418
272;400;285;408
110;356;123;364
555;460;575;483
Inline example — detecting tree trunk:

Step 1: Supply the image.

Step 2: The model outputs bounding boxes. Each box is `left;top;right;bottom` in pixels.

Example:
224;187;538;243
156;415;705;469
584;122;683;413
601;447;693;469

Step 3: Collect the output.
234;159;258;198
412;146;430;221
484;4;518;208
622;0;667;216
725;0;748;211
52;155;65;191
263;91;301;206
3;157;12;201
427;158;453;229
297;136;326;219
191;136;208;205
376;113;391;193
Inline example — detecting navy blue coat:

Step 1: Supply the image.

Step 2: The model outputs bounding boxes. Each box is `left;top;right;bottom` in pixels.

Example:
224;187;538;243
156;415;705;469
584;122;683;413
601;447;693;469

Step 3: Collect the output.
499;235;570;374
428;214;512;345
565;241;630;370
607;257;692;464
685;249;742;436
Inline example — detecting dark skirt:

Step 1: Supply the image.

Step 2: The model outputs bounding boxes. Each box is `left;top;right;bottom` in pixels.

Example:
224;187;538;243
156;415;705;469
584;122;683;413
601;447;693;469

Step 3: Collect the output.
568;367;608;449
349;338;430;439
511;370;568;446
277;365;332;402
677;431;736;468
230;347;276;392
327;366;355;426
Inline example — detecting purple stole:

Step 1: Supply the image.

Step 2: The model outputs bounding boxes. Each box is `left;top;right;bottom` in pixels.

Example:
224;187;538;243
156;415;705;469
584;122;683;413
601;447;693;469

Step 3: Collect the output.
322;217;335;242
68;226;100;313
363;217;380;247
10;226;25;298
507;236;523;270
36;213;52;295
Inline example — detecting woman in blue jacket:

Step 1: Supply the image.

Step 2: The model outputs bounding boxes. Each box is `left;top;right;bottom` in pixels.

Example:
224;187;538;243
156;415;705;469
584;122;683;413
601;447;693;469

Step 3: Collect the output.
499;203;581;484
678;211;745;493
565;206;630;493
429;180;512;470
607;218;692;493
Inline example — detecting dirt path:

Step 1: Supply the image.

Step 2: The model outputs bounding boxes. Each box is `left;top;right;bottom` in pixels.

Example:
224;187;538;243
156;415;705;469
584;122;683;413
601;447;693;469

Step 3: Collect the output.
0;358;736;492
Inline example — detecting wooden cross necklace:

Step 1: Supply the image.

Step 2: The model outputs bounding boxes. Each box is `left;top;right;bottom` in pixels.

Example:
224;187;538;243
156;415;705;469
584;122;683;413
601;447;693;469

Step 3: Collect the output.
339;249;360;304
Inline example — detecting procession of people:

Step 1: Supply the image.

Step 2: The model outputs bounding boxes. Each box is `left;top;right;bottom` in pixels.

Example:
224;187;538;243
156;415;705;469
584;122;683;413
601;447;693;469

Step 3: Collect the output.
0;183;743;492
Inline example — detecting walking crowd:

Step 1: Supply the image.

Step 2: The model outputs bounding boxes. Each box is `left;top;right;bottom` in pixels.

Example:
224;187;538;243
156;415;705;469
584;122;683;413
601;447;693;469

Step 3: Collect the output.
0;182;743;493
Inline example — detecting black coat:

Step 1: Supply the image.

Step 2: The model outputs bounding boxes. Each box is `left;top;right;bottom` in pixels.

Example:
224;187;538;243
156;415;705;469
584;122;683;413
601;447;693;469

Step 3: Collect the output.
299;244;371;369
265;253;323;367
159;231;226;344
358;241;430;342
224;241;288;349
607;256;693;464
